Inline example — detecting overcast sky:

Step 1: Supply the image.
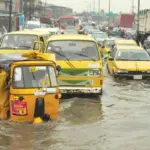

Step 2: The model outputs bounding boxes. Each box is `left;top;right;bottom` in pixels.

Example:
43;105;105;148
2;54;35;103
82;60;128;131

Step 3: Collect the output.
45;0;149;13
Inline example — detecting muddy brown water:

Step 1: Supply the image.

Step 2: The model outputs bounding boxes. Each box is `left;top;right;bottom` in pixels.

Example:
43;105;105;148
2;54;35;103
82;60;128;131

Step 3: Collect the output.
0;68;150;150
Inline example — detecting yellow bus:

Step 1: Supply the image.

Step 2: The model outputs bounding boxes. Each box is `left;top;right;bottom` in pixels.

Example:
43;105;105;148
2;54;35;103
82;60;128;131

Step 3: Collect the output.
35;34;104;95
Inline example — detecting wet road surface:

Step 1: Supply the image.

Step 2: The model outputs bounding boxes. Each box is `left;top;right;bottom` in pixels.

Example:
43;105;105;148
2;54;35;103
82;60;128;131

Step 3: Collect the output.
0;68;150;150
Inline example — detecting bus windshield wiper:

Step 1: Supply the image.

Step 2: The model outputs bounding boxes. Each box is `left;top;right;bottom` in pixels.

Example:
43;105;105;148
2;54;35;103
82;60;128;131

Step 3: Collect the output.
74;53;88;57
51;50;75;68
73;53;96;61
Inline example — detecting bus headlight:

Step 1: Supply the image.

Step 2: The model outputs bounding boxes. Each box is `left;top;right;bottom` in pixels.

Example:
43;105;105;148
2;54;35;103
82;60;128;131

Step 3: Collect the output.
89;69;102;76
117;69;128;73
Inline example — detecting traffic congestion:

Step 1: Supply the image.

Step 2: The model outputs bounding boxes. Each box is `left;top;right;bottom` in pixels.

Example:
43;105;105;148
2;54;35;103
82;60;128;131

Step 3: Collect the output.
0;0;150;149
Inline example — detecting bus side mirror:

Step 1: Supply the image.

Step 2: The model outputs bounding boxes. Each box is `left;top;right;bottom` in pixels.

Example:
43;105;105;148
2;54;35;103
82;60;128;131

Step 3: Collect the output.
56;65;61;72
56;65;61;77
32;41;43;52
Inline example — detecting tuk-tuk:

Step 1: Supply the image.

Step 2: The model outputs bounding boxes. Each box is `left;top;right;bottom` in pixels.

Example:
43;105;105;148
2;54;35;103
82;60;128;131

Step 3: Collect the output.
0;52;61;123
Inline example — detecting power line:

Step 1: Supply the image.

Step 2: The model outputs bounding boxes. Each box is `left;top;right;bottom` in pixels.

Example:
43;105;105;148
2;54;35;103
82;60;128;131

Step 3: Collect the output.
108;0;111;24
137;0;140;33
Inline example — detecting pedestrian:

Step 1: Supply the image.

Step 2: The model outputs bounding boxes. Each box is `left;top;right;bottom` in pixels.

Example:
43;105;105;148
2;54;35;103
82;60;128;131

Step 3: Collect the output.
77;24;85;34
61;30;64;34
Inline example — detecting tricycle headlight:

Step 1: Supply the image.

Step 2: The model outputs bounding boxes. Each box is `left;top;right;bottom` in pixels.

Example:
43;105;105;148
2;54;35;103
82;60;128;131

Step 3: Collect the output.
117;69;128;73
89;69;102;76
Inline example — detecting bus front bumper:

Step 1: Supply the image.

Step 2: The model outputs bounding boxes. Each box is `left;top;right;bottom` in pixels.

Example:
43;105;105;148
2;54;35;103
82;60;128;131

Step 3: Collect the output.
59;87;102;94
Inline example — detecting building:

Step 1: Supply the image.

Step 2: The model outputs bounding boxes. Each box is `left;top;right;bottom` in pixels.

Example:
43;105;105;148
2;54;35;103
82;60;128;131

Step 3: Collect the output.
0;0;23;14
47;5;73;19
33;1;73;19
0;0;24;32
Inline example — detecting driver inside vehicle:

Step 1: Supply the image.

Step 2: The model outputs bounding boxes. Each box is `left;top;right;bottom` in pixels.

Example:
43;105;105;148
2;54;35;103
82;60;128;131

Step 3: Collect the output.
3;36;16;48
13;67;51;88
38;72;50;87
30;69;50;88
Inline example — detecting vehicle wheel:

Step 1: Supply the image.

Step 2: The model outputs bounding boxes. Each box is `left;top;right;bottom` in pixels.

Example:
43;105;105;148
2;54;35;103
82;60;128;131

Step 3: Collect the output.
99;88;103;95
97;88;103;96
94;88;103;99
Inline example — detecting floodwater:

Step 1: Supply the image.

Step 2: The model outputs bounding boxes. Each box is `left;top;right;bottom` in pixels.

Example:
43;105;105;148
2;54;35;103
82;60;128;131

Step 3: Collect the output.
1;68;150;150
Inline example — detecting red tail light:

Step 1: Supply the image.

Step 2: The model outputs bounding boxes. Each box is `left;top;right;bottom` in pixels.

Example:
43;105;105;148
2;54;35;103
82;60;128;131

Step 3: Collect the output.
55;94;59;99
55;93;61;99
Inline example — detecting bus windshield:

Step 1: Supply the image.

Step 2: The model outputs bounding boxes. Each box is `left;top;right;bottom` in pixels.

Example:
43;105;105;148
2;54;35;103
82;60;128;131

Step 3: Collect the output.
0;34;38;49
59;18;76;26
47;40;100;61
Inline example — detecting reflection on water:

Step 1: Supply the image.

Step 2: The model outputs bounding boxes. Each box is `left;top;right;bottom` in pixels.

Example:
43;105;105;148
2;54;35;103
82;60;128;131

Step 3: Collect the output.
60;98;103;125
0;121;58;150
0;68;150;150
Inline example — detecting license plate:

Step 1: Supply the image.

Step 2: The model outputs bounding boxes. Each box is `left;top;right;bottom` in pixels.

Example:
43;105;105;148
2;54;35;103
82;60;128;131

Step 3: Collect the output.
133;75;142;80
12;101;27;116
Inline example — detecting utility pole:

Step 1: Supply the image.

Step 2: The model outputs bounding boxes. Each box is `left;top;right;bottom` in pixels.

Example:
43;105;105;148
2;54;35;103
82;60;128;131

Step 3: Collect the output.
108;0;111;25
98;0;100;13
45;0;47;13
98;0;100;24
132;0;135;14
8;0;12;32
137;0;140;33
93;0;95;12
90;0;91;12
29;0;32;20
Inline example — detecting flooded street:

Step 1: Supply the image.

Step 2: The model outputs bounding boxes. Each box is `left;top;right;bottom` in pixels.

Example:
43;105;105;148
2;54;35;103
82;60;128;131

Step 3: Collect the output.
1;68;150;150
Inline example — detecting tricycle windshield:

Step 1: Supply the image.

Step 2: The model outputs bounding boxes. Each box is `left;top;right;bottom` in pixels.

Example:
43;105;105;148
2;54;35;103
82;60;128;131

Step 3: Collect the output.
13;66;57;88
0;34;38;50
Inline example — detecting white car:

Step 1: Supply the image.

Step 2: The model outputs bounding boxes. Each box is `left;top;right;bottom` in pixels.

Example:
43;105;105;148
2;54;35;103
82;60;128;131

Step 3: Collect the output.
33;27;61;35
24;21;51;30
24;21;41;30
